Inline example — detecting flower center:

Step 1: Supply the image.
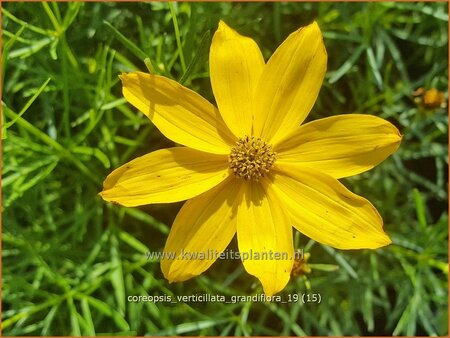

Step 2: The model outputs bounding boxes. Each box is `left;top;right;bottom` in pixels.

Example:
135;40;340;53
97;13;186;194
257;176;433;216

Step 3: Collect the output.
229;136;277;181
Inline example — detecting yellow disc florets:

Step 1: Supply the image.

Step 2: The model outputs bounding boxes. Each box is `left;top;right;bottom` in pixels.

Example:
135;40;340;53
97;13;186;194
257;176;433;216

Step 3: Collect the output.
229;135;277;181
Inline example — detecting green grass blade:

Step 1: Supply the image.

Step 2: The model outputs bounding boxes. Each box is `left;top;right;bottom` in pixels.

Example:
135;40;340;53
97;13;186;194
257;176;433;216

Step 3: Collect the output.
103;20;148;61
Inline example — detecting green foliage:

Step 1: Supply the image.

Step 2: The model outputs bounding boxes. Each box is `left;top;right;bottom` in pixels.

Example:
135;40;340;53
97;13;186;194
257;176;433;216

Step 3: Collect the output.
2;2;448;336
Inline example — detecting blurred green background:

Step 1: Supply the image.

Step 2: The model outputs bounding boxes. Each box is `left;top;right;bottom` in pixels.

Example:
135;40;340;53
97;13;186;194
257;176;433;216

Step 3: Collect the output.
2;1;448;336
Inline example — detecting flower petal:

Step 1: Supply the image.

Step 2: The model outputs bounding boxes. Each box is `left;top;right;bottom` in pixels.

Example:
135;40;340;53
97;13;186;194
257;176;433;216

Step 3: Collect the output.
275;114;402;178
270;166;392;249
237;180;294;296
210;21;265;138
161;178;243;282
121;72;236;154
100;147;229;207
253;21;327;145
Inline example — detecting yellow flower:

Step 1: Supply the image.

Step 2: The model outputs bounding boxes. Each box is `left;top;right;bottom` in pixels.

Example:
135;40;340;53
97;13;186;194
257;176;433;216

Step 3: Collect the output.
291;252;312;277
423;88;445;108
413;87;446;109
100;21;401;295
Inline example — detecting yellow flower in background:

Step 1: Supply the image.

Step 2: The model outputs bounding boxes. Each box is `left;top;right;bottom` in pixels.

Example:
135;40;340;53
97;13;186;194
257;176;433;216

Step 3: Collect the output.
413;87;446;109
100;21;401;295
